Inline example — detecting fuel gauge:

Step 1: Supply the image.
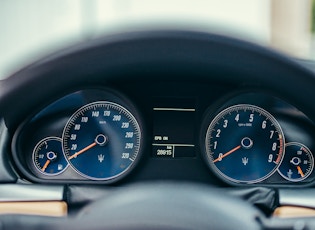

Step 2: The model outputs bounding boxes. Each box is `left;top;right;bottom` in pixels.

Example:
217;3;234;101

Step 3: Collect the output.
32;137;68;176
278;142;314;182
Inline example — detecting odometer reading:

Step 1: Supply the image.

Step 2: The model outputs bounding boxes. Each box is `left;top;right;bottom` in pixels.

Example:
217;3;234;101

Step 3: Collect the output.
205;104;285;184
62;101;141;180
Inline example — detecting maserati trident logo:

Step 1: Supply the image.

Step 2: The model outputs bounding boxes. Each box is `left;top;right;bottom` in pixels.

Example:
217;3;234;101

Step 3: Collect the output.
98;154;105;163
242;157;249;166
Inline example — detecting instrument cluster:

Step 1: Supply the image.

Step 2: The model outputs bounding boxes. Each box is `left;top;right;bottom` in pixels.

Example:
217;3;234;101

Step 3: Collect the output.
11;86;315;186
13;89;143;184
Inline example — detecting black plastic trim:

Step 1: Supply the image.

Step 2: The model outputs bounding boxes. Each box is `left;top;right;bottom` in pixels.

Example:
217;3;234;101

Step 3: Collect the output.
1;30;315;132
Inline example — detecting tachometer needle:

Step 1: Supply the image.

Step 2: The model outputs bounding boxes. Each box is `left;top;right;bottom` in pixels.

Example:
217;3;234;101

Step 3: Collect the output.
297;166;305;177
213;145;242;163
68;142;97;160
42;160;51;172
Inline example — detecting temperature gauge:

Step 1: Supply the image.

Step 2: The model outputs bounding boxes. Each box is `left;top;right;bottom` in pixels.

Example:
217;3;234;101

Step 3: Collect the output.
32;137;68;176
278;142;314;182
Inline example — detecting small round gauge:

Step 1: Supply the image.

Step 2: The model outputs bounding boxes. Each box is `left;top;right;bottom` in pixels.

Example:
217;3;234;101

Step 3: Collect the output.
62;101;142;181
204;104;285;184
278;142;314;182
32;137;68;176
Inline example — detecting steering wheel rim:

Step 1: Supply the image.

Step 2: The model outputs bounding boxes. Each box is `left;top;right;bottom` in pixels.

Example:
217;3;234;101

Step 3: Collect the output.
73;182;263;230
0;30;314;131
0;182;264;230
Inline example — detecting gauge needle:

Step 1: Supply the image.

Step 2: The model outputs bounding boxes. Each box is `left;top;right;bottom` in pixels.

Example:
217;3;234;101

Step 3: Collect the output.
213;145;242;163
42;160;50;172
68;142;97;160
297;166;305;177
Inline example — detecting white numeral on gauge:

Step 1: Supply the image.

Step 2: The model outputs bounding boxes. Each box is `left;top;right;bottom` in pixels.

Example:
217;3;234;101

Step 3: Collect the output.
216;129;221;138
223;119;228;128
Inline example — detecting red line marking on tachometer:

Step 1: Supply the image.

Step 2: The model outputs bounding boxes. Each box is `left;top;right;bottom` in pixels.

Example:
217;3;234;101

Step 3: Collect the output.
275;135;283;164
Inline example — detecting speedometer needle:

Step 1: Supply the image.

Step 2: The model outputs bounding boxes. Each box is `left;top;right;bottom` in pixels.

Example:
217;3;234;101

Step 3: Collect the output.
213;145;241;163
68;142;97;160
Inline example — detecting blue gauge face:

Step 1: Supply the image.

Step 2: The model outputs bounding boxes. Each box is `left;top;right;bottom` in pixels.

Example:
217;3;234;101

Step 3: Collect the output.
33;137;68;176
205;104;285;184
62;101;141;180
278;142;314;182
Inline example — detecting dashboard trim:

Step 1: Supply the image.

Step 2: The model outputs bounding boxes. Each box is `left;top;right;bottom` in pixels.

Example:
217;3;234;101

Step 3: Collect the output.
0;184;64;202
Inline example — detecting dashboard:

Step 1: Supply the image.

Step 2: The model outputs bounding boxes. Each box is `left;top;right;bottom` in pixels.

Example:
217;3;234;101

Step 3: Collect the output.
11;82;315;186
3;30;315;229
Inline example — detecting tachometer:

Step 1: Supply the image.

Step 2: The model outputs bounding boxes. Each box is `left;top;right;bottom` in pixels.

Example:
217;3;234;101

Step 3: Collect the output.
204;104;285;184
62;101;142;181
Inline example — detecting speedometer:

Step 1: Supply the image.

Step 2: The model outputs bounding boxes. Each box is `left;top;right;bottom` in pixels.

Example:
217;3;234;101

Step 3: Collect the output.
204;104;285;184
62;101;142;181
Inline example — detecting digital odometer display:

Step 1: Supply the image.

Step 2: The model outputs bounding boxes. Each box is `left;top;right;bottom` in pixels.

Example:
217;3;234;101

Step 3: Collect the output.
152;98;195;158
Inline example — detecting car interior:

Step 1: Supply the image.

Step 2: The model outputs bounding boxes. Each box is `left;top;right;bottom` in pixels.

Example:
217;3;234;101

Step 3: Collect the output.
2;1;315;229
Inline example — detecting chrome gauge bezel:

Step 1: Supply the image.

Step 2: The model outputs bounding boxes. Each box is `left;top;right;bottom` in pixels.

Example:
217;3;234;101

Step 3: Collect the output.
62;101;142;181
32;137;68;176
204;104;285;184
278;142;314;182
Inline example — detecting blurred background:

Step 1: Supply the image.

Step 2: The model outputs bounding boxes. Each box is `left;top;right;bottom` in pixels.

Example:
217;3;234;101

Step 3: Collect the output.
0;0;313;79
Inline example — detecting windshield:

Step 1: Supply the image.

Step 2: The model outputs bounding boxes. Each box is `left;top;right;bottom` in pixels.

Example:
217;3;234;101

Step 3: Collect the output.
0;0;313;79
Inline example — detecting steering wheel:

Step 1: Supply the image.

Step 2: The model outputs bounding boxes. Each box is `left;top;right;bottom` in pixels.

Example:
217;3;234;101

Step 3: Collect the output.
0;30;314;229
